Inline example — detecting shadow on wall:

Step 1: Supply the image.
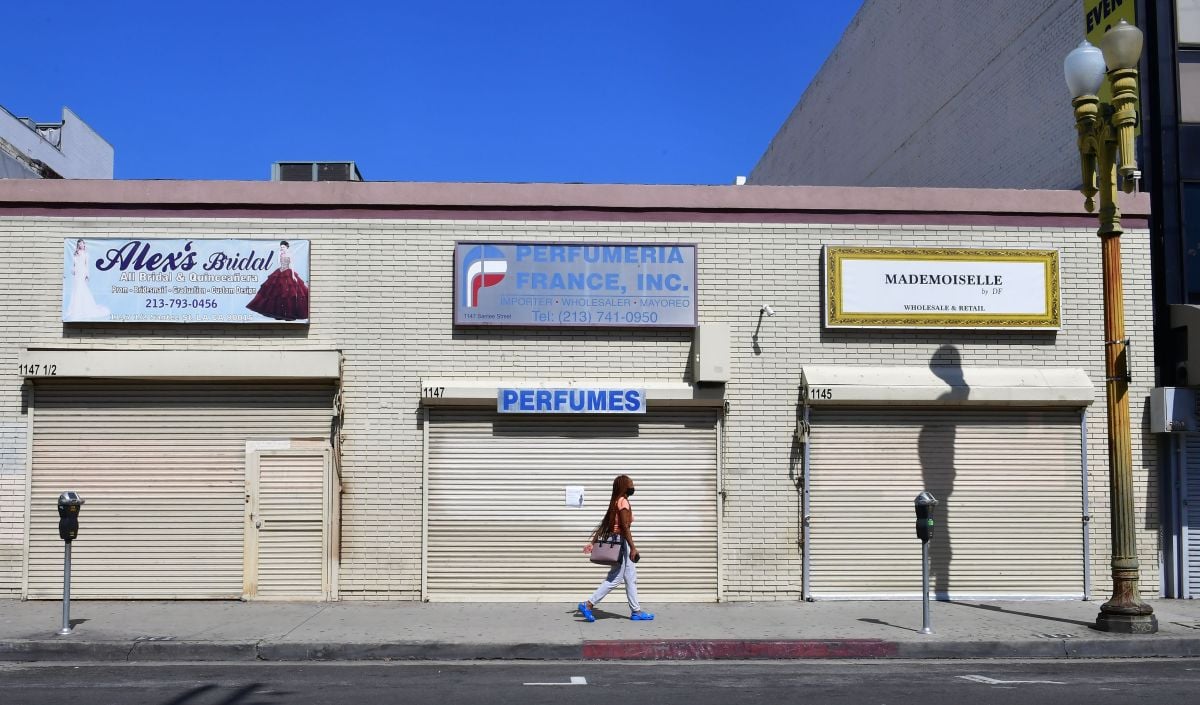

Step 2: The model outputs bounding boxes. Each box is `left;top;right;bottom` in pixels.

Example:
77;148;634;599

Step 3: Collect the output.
921;344;965;599
789;386;805;570
818;326;1055;348
61;322;312;340
788;386;805;488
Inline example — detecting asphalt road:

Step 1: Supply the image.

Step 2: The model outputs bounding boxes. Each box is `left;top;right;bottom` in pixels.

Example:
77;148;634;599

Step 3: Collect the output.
2;659;1199;705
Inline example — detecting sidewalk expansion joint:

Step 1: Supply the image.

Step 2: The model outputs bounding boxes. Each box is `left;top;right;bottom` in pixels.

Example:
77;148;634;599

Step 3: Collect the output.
278;605;330;641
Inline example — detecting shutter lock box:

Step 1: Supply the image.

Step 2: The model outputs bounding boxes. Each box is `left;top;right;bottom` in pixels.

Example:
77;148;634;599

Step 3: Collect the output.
1150;387;1199;433
694;323;730;383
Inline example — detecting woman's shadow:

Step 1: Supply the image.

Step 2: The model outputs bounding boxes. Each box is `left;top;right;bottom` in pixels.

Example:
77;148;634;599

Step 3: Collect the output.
920;344;965;600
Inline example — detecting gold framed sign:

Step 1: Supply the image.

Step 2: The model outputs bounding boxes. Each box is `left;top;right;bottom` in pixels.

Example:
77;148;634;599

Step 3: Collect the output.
824;247;1060;329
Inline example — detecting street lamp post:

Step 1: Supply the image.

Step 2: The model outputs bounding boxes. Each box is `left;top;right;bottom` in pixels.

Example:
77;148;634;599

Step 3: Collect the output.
1063;19;1157;634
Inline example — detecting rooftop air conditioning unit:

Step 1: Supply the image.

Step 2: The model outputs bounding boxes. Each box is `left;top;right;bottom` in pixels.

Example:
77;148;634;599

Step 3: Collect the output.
272;161;363;182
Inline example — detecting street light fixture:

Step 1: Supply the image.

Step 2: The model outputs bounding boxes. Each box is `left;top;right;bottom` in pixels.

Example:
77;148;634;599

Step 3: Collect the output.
1063;19;1157;634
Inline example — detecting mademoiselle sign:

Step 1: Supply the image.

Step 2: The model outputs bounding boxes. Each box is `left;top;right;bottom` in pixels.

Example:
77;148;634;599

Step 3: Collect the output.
824;247;1060;329
454;242;697;327
62;238;311;324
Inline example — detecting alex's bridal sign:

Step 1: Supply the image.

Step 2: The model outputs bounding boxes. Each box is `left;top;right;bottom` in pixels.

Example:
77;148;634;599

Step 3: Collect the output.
62;238;311;324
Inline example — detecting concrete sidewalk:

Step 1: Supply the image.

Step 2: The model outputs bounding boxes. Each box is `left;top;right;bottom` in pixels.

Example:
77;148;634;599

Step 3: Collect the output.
3;598;1200;662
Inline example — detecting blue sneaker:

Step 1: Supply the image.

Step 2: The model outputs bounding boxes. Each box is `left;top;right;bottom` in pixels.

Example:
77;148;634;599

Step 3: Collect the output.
630;611;655;621
578;602;595;622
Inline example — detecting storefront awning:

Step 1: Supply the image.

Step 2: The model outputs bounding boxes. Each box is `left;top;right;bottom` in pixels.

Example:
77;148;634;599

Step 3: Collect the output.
420;379;724;407
20;349;341;379
800;366;1095;407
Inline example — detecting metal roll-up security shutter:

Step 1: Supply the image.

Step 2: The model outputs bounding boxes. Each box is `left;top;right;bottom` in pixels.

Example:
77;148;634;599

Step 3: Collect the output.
27;380;335;599
808;407;1084;598
427;409;718;602
1185;434;1200;597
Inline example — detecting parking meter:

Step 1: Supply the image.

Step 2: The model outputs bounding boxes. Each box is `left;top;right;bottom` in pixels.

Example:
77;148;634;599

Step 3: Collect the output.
914;491;938;543
55;491;84;636
914;491;938;634
57;492;84;541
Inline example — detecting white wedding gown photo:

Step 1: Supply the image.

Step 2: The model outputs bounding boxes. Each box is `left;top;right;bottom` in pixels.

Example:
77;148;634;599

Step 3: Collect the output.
65;250;110;320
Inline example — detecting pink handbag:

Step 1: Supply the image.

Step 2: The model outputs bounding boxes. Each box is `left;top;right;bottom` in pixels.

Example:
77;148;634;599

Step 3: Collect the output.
589;535;622;565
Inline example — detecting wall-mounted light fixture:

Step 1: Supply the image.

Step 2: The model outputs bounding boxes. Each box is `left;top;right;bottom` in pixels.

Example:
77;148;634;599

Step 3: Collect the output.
753;305;775;356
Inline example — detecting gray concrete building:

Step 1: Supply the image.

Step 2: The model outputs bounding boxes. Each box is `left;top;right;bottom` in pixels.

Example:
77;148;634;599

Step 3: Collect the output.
0;106;113;180
749;0;1081;189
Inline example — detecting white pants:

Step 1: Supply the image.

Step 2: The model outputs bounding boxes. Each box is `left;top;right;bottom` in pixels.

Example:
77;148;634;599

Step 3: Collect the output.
588;539;640;612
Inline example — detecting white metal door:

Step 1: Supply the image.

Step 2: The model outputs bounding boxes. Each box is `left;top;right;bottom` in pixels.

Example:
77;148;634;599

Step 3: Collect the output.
426;409;719;602
245;446;332;600
808;407;1085;599
26;381;335;599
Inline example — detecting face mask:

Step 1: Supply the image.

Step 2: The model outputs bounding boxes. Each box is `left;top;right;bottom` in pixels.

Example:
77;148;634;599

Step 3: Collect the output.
625;488;635;497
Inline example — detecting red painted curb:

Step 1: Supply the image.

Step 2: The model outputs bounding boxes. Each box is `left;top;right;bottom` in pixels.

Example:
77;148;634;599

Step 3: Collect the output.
582;639;899;660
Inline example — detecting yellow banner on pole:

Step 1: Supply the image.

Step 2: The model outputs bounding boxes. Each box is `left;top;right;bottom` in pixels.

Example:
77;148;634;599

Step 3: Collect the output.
1085;0;1136;40
1083;0;1138;108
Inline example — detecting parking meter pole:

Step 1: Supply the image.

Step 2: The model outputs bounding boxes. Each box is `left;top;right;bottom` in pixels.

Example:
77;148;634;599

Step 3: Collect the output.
55;491;83;637
920;541;932;635
914;491;938;636
58;541;72;636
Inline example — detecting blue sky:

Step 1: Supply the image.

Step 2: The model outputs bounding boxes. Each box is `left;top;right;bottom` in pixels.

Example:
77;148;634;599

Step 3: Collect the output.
8;1;862;183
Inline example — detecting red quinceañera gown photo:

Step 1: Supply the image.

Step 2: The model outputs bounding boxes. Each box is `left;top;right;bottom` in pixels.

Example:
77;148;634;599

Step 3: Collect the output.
246;253;310;320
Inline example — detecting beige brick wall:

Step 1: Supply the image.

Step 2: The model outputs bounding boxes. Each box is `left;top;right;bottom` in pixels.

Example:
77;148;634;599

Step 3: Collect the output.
0;215;1159;600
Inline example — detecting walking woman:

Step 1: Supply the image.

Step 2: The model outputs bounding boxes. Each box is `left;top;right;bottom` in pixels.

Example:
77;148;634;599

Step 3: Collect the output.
578;474;655;621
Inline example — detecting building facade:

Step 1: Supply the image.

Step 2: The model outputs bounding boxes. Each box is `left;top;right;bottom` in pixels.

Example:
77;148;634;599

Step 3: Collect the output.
0;106;113;180
749;0;1200;598
0;180;1158;602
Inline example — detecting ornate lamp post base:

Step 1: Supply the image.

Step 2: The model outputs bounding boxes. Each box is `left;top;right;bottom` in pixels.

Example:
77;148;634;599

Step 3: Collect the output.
1096;610;1159;634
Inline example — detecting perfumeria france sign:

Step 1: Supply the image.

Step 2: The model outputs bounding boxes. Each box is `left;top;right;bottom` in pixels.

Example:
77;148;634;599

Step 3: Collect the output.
824;246;1061;329
453;242;697;328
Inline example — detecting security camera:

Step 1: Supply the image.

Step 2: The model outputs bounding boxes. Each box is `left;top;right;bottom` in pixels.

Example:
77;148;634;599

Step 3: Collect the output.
761;305;775;317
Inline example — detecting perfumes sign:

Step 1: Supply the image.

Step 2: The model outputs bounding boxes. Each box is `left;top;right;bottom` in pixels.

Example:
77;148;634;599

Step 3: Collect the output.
824;247;1060;329
62;238;311;324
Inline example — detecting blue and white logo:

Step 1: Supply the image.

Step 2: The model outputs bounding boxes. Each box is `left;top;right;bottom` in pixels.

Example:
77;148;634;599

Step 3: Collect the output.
460;244;508;308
